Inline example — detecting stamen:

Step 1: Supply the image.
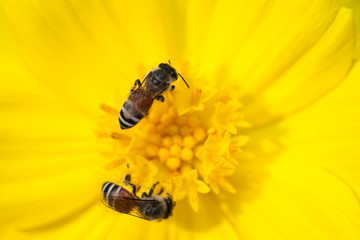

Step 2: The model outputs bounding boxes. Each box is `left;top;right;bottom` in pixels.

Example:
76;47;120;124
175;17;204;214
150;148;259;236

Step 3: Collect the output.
100;103;118;115
162;137;173;147
180;126;191;136
193;127;206;142
97;88;249;211
158;148;170;163
161;114;173;126
180;148;194;162
110;132;132;142
166;157;181;170
169;144;181;157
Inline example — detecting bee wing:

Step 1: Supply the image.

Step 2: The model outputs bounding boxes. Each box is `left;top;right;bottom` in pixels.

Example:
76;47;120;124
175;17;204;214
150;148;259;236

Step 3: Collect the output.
142;70;153;86
127;88;154;115
102;196;157;221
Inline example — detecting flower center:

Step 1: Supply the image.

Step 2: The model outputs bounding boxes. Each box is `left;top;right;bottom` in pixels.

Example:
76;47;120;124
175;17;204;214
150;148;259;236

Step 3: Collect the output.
97;84;250;211
141;101;207;171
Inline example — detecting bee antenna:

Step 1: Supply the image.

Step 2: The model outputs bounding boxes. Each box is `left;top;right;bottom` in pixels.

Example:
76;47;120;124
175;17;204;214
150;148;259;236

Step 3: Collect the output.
168;60;171;65
178;73;190;88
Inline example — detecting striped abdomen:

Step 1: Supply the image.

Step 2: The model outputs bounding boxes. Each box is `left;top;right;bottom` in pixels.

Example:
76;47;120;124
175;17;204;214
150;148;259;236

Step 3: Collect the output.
102;182;135;213
119;89;154;129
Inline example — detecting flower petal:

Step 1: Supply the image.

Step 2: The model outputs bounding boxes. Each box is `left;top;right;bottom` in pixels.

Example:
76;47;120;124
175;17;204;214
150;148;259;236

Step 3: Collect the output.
188;0;355;126
2;199;243;239
0;76;106;229
339;0;360;58
3;0;179;113
231;61;360;239
242;5;356;126
5;0;355;124
236;160;360;239
276;60;360;196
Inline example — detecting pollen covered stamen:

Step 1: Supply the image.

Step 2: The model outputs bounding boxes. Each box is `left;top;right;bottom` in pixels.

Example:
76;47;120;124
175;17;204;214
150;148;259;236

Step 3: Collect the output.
142;102;206;171
98;88;250;212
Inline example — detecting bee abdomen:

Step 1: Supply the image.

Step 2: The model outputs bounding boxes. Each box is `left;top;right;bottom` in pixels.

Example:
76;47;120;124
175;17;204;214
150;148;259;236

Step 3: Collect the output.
119;103;143;129
102;182;122;201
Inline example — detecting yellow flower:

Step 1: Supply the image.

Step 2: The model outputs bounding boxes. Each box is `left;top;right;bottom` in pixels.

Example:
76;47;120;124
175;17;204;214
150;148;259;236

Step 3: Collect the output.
1;0;360;239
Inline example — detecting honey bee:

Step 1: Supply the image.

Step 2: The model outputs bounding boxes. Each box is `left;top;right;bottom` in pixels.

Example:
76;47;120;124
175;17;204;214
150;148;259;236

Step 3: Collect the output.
119;62;189;129
102;175;175;221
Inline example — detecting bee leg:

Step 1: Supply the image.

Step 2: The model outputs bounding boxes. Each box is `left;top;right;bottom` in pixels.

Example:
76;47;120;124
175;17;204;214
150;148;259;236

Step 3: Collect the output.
170;85;175;91
130;79;141;93
134;79;141;87
156;188;164;196
142;181;159;198
127;182;140;199
155;95;165;102
148;181;159;197
123;176;140;199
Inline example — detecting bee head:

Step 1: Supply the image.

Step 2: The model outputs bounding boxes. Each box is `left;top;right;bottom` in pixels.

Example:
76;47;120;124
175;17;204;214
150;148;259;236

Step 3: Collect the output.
159;63;178;80
163;196;175;219
158;62;190;88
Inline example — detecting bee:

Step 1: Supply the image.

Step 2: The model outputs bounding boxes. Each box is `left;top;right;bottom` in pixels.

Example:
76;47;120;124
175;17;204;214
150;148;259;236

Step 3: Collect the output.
119;62;189;129
102;175;175;221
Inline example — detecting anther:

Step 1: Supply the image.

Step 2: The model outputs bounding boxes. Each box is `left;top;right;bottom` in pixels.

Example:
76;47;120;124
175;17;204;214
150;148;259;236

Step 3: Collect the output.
180;148;194;162
166;157;181;170
167;124;179;135
183;136;196;148
172;135;183;146
180;126;191;136
169;144;182;157
158;148;170;162
162;136;173;147
161;114;173;126
193;127;206;142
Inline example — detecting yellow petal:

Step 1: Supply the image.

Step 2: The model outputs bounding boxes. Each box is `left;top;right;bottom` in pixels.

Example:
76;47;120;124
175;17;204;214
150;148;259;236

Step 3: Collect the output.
242;6;356;126
339;0;360;58
0;75;105;229
236;159;360;239
196;179;211;194
233;61;360;239
276;60;360;195
185;0;356;127
3;198;243;239
3;0;154;113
